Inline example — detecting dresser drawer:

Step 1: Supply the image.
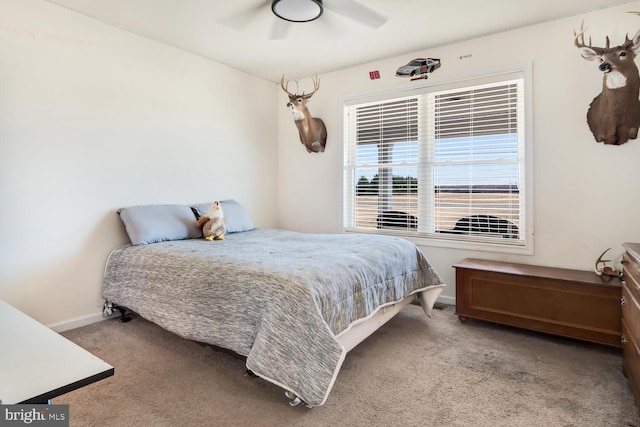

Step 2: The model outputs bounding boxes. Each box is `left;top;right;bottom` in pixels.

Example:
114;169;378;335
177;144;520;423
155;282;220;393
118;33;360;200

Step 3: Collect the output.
622;242;640;412
623;318;640;408
623;283;640;347
624;252;640;292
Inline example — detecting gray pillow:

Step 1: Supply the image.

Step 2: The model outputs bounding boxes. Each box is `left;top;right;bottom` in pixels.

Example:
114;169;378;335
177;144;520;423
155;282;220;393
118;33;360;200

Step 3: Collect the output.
118;204;202;245
191;200;255;234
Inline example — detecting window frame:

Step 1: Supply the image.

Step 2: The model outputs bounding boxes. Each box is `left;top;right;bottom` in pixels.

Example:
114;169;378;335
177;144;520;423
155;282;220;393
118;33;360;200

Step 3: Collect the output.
340;66;534;255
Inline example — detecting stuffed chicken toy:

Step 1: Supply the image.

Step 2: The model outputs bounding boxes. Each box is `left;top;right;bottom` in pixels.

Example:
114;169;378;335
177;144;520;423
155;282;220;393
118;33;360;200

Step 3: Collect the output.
196;201;226;241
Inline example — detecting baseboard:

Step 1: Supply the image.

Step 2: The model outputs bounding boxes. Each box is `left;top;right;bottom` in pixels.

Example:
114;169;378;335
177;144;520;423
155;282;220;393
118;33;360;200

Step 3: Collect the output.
437;295;455;306
49;310;120;333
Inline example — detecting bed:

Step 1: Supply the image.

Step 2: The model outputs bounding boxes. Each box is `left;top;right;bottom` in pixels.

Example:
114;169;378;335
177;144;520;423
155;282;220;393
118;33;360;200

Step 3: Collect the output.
103;202;445;407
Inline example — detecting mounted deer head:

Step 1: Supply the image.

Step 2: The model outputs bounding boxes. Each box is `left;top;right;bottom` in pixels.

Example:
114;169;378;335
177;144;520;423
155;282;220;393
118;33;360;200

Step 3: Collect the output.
574;21;640;145
280;75;327;153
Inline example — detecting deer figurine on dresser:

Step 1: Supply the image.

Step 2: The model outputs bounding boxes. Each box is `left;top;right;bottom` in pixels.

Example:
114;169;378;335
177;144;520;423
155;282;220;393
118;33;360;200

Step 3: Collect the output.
574;21;640;145
280;75;327;153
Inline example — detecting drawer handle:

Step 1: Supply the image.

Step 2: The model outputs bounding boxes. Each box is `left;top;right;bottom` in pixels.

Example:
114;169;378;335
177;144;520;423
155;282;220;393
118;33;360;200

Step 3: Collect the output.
622;334;627;345
621;296;627;306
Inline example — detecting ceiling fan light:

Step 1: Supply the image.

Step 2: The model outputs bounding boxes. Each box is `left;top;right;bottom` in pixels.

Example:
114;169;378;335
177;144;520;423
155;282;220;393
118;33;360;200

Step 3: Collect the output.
272;0;323;23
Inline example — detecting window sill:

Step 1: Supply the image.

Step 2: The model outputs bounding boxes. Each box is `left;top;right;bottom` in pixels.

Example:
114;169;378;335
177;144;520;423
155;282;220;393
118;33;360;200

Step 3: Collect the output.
344;228;534;255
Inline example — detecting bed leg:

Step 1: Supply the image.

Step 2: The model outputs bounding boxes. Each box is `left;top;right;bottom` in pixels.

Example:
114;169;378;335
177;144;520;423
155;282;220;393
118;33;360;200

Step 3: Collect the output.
458;315;468;324
117;306;132;323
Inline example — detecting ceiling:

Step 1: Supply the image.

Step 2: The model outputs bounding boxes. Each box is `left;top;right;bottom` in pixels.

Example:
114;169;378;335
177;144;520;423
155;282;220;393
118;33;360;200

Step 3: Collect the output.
46;0;636;83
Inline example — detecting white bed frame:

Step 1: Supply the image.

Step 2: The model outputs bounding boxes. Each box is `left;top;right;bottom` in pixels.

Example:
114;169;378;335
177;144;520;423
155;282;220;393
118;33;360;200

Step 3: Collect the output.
285;286;446;407
337;286;445;352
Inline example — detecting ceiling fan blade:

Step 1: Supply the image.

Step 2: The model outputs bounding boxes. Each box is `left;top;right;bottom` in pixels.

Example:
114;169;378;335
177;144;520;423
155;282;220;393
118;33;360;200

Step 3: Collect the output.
269;17;292;39
329;0;388;29
221;0;272;31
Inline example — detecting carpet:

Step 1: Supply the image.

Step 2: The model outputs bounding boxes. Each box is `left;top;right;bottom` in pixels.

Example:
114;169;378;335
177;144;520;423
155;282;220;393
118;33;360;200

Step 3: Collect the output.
55;304;640;426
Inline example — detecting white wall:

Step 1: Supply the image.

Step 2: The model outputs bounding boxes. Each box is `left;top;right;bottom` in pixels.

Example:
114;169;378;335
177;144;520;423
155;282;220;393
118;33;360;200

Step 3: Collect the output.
4;1;639;328
0;0;278;328
277;3;640;304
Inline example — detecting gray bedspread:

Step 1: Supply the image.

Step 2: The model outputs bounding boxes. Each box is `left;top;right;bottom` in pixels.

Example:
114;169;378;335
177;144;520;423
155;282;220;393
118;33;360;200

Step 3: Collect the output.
103;228;444;406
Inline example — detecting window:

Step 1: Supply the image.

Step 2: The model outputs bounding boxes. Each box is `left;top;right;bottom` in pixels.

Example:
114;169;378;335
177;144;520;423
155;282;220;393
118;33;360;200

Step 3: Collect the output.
343;70;531;252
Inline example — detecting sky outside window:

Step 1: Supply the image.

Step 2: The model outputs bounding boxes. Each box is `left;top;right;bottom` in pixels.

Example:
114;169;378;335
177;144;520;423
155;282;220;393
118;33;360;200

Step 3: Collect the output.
356;134;518;186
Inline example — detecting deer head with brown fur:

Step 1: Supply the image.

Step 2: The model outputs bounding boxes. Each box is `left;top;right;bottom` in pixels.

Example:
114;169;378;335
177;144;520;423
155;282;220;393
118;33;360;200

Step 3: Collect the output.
280;75;327;153
574;21;640;145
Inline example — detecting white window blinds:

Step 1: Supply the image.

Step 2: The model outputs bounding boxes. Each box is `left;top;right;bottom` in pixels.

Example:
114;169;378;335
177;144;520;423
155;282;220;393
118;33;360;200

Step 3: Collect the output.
348;97;420;230
343;73;528;249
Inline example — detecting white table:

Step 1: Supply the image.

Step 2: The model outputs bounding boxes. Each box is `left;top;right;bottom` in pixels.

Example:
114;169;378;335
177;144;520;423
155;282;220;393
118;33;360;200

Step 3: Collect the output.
0;300;114;404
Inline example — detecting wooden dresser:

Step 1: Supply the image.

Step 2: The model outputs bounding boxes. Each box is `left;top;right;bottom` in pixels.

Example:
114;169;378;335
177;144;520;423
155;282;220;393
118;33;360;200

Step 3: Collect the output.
622;242;640;410
453;258;622;347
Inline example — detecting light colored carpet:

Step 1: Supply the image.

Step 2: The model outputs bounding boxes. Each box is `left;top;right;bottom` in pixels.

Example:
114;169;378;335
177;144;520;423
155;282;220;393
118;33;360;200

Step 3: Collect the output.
56;304;639;427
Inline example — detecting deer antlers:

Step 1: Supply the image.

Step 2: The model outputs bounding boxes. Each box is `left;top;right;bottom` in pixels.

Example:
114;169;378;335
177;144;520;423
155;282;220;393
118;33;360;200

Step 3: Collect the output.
574;21;610;53
574;20;636;52
593;248;623;279
280;75;320;99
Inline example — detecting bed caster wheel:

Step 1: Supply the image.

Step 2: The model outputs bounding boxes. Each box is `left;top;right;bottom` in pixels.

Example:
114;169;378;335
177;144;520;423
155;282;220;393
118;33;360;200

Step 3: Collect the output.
289;396;303;407
285;391;312;408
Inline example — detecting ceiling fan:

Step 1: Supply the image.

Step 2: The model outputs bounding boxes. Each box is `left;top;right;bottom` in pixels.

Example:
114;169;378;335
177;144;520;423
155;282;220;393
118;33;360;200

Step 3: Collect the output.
223;0;388;40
